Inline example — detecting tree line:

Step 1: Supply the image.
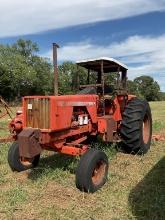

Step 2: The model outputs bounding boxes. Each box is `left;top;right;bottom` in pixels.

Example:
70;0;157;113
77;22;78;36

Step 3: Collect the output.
0;39;164;102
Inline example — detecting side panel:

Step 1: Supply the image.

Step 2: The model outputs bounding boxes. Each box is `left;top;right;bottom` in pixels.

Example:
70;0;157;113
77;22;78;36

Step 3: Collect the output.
53;95;98;130
50;98;73;131
23;95;98;131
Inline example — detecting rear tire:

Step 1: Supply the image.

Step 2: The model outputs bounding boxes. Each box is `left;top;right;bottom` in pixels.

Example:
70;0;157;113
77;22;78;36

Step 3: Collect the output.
120;98;152;154
8;141;40;172
76;148;109;193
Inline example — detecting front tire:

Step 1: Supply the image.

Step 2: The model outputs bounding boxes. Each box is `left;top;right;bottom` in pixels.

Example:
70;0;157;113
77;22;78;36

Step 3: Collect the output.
8;141;40;172
120;98;152;154
76;148;109;193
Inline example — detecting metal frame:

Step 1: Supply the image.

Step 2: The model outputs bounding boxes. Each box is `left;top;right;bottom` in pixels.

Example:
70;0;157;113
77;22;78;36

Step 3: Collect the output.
77;57;128;94
77;58;128;115
0;97;13;143
53;43;60;95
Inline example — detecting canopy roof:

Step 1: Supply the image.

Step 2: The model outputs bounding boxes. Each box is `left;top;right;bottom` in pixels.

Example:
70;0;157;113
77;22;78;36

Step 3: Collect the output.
76;57;128;73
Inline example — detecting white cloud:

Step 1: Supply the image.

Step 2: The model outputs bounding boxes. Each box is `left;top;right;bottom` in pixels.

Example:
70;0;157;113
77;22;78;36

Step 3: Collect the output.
44;34;165;91
0;0;165;37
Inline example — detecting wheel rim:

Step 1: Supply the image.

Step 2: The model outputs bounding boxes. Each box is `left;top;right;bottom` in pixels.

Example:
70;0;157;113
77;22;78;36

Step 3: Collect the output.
20;157;33;167
92;160;107;185
143;113;150;144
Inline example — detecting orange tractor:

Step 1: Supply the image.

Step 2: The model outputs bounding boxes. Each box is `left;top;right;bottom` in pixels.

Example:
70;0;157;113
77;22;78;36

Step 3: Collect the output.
8;44;152;192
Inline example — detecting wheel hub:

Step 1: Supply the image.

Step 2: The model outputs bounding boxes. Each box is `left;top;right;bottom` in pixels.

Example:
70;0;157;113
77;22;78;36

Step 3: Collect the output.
143;113;150;144
92;160;106;185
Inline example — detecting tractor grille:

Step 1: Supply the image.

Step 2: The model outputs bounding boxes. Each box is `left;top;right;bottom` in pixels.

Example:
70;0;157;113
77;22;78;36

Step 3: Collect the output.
25;98;50;129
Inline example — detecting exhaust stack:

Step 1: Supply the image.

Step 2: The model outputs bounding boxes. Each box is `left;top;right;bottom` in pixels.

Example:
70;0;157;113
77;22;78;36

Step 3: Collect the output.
53;43;60;95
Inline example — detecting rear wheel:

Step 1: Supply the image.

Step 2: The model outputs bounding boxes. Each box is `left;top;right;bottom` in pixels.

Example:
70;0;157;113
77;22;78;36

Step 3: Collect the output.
8;141;40;171
76;148;109;193
120;98;152;154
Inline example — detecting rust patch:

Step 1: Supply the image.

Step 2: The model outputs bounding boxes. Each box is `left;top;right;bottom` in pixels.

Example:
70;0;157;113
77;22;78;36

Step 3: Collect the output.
18;128;41;158
92;160;107;185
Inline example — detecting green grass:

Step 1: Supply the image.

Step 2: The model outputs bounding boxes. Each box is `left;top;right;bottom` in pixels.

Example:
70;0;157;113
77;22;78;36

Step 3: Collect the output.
0;106;18;137
150;101;165;134
0;102;164;219
149;101;165;121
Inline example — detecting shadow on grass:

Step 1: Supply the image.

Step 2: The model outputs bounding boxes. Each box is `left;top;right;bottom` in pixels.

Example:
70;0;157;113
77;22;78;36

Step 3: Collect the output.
28;153;79;181
129;156;165;220
28;142;117;181
90;140;118;154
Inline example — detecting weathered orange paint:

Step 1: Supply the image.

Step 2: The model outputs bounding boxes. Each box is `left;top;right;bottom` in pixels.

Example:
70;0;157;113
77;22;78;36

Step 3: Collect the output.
56;145;88;156
98;118;107;133
112;97;122;121
23;95;98;131
10;92;136;157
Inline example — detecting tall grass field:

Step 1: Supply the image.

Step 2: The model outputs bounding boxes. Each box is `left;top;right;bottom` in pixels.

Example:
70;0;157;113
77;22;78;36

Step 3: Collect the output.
0;102;164;220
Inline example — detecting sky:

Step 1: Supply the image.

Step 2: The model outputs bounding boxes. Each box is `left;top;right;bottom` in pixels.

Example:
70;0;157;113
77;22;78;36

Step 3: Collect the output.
0;0;165;91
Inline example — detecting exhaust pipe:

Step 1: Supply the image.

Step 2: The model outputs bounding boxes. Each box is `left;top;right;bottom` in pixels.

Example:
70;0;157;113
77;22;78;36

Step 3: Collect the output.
53;43;60;95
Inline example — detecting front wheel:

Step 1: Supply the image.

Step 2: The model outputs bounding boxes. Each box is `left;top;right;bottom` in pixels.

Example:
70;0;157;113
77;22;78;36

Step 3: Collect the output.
76;148;109;193
8;141;40;172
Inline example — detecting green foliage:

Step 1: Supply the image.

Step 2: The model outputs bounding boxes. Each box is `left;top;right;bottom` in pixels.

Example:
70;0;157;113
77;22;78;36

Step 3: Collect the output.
127;76;162;101
0;39;53;101
29;56;53;95
12;39;39;58
58;62;78;94
159;92;165;101
127;80;139;95
58;61;88;94
134;75;160;101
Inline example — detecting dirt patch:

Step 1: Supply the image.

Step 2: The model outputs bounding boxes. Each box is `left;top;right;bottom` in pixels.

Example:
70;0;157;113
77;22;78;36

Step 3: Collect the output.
152;134;165;141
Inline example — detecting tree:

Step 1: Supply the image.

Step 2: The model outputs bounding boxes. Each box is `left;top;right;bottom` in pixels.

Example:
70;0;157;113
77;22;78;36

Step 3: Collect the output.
0;39;53;101
127;80;137;94
127;80;145;98
12;39;39;59
29;56;53;95
58;62;76;94
134;76;160;101
0;45;36;100
58;62;88;94
13;39;53;95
